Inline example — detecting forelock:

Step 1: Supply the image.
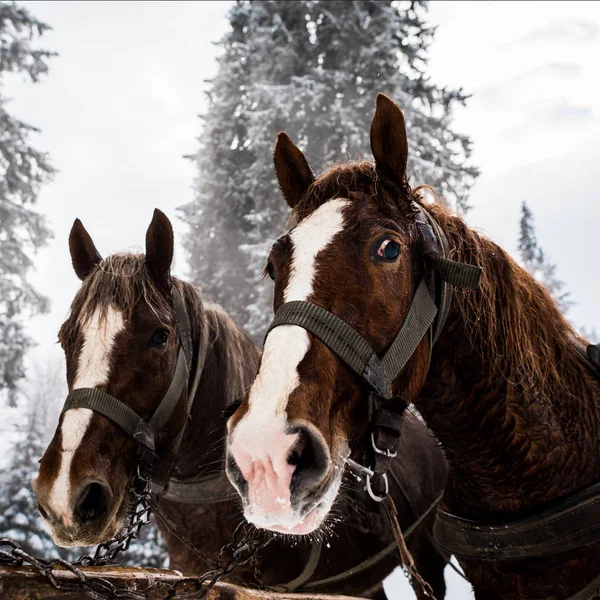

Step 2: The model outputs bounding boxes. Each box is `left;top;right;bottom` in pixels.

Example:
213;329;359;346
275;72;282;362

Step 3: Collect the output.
59;253;173;348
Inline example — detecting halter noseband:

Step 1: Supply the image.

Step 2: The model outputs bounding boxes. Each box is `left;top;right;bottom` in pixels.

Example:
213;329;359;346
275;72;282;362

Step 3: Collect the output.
265;205;482;499
61;285;195;487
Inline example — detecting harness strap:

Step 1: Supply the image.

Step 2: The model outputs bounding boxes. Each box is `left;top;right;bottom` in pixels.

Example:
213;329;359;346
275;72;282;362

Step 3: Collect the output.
148;348;189;433
433;480;600;561
62;387;156;450
380;279;438;384
270;542;323;593
266;300;392;399
430;256;481;291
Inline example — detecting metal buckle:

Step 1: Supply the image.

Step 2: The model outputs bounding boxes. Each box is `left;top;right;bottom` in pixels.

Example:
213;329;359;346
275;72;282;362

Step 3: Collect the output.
345;458;388;503
371;431;398;458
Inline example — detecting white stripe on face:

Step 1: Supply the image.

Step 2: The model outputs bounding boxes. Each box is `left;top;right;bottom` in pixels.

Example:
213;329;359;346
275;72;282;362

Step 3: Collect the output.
230;199;349;463
49;306;124;522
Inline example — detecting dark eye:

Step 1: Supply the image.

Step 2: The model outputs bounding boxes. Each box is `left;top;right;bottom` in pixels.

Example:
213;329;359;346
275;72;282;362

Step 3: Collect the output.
266;261;276;281
376;239;401;262
150;329;168;348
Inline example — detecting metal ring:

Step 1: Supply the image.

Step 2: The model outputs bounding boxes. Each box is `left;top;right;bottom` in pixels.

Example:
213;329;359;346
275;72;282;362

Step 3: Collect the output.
366;472;388;503
371;432;398;458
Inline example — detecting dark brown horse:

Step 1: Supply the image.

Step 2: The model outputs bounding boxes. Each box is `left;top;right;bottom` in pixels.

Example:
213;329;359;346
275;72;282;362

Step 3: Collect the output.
33;209;447;599
227;93;600;600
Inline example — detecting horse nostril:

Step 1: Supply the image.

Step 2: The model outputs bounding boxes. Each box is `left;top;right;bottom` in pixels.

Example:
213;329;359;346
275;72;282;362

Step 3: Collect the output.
287;431;307;467
75;482;109;525
288;426;329;499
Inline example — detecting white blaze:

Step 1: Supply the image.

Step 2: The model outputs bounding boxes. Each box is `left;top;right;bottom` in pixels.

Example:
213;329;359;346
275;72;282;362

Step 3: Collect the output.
49;306;124;519
231;199;349;453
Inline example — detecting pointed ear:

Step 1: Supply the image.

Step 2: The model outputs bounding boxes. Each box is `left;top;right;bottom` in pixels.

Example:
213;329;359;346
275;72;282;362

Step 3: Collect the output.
69;219;102;280
370;94;409;186
145;209;174;288
273;132;315;209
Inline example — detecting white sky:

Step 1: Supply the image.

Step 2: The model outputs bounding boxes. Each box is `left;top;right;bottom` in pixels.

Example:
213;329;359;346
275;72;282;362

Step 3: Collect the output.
5;2;600;597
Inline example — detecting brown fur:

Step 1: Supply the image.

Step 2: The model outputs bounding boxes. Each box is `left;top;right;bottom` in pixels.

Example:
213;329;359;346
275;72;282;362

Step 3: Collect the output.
35;216;446;600
255;94;600;599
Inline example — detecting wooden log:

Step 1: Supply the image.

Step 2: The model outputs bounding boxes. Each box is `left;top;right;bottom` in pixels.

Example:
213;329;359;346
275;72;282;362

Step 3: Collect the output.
0;564;362;600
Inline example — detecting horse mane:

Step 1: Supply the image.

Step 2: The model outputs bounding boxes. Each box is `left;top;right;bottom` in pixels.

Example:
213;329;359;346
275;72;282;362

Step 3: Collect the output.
417;194;587;400
293;160;586;406
202;302;258;405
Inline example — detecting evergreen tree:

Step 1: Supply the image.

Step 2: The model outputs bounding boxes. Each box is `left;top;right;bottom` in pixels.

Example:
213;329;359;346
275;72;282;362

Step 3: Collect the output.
0;2;55;405
518;201;571;314
0;406;57;556
181;0;478;341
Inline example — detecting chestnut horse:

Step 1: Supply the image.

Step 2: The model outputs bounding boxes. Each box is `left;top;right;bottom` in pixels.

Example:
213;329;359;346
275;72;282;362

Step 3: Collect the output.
226;94;600;600
33;209;447;599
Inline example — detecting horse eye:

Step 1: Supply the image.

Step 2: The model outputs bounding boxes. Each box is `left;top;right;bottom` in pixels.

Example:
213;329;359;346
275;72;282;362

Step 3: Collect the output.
150;329;168;348
266;261;276;281
376;239;401;262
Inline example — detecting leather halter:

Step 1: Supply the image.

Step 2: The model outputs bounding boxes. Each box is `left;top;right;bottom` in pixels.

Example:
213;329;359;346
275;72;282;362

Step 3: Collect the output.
61;285;212;493
264;204;481;494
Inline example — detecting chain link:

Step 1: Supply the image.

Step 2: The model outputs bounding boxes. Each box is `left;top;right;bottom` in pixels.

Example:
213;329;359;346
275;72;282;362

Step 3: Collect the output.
0;525;271;600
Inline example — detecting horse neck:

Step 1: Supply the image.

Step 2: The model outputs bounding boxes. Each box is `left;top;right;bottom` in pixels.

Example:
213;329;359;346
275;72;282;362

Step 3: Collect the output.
174;283;260;479
415;204;600;519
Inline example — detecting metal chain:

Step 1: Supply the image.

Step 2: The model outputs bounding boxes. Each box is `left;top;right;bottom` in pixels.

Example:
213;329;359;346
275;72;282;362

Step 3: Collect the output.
0;525;271;600
0;449;273;600
76;462;153;567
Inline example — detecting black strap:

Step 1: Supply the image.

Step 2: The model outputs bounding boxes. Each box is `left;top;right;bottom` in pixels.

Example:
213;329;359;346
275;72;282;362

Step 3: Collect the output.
434;481;600;561
148;347;188;433
62;388;156;451
266;300;392;399
430;256;481;291
381;279;438;383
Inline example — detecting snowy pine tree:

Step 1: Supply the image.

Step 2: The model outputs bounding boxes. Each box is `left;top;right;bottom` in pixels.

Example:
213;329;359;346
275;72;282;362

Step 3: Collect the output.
0;406;58;556
0;2;55;405
181;0;478;341
518;201;571;314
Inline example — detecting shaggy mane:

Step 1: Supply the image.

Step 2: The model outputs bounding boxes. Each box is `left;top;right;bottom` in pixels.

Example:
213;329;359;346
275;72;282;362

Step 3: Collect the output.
292;160;586;405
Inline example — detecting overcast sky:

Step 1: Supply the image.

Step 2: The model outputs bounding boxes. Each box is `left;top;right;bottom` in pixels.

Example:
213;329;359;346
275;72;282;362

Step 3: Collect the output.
5;2;600;598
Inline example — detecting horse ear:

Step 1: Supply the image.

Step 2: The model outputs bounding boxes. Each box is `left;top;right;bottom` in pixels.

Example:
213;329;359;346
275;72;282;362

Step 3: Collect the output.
370;94;409;186
69;219;103;280
145;209;174;288
273;132;315;209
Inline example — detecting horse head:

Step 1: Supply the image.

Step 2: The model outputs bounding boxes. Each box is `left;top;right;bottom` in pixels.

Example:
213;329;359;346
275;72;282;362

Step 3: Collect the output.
34;209;193;547
226;95;435;535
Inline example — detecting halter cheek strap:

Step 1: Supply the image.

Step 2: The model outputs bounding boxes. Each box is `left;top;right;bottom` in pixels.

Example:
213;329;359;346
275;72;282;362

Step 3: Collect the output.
61;285;193;485
264;206;482;493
